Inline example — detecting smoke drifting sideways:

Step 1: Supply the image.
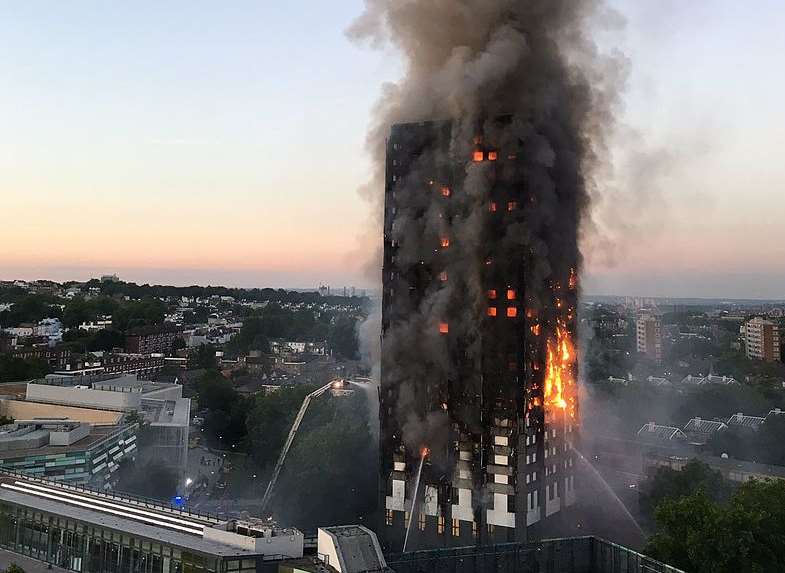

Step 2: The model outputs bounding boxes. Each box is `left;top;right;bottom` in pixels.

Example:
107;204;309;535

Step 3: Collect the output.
349;1;626;456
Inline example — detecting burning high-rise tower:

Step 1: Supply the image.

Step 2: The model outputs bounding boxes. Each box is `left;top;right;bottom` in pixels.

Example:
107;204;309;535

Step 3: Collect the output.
351;0;620;553
379;118;580;551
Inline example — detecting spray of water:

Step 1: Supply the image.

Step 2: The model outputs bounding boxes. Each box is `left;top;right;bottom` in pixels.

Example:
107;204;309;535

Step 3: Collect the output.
402;451;427;553
574;449;645;539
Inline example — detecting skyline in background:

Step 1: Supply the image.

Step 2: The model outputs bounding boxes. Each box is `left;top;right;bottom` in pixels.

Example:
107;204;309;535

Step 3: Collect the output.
2;1;784;299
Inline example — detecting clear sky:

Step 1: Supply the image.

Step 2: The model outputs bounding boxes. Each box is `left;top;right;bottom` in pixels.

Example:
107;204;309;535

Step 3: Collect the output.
1;1;783;299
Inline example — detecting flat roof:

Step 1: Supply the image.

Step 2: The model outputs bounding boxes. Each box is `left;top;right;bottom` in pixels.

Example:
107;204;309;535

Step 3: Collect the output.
0;479;259;558
0;425;131;460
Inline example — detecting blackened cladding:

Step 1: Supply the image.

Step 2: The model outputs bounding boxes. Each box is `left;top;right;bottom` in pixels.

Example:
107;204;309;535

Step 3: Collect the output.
355;0;619;552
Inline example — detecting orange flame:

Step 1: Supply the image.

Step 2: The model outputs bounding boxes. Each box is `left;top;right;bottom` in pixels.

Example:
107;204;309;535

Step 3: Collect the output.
569;268;578;289
420;447;430;458
544;324;574;414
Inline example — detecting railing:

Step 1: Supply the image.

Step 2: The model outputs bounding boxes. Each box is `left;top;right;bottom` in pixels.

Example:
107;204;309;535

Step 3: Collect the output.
0;468;223;524
385;536;684;573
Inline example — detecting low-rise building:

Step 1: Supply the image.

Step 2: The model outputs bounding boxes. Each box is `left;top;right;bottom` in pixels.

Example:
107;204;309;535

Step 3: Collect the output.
726;412;765;432
0;472;304;573
78;316;114;332
680;374;739;386
645;453;785;485
125;326;182;355
11;347;71;370
0;421;136;487
683;417;727;444
636;422;687;444
1;375;189;476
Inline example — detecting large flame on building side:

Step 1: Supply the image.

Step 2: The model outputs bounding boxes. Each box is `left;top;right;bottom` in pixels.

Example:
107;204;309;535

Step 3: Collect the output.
544;322;576;418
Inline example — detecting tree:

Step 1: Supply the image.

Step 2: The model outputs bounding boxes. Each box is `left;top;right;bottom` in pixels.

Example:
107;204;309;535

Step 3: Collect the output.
0;355;50;382
191;344;217;370
197;370;238;413
88;328;125;352
245;385;316;468
640;460;730;521
328;315;359;360
270;391;376;529
646;480;785;573
195;370;248;449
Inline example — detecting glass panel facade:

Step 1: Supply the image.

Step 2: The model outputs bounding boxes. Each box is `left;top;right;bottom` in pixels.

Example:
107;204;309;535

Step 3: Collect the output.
0;503;252;573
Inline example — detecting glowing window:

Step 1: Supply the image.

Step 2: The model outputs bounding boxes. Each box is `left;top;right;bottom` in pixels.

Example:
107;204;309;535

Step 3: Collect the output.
487;307;497;317
489;202;498;213
438;516;445;534
488;151;498;161
507;201;517;211
487;289;498;299
451;519;460;536
440;237;450;248
439;323;449;334
507;307;518;318
473;151;484;162
507;289;517;300
441;186;451;197
439;271;448;282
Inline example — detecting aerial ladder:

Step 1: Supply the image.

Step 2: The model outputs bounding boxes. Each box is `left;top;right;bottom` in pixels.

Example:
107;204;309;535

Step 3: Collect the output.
259;379;344;513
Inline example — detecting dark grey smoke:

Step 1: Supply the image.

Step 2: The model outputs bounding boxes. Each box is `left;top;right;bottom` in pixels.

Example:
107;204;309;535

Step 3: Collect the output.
351;0;624;452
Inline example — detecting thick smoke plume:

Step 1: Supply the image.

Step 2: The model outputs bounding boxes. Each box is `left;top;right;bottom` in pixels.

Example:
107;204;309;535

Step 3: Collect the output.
351;0;624;457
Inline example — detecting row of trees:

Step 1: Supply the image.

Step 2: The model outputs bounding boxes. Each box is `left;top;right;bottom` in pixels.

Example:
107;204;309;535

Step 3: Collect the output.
190;370;376;528
67;280;368;307
0;355;49;383
644;461;785;572
226;305;360;360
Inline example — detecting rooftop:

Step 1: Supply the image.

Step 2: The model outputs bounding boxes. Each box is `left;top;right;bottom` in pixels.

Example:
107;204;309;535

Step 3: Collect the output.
637;422;687;442
0;472;303;559
0;424;132;460
726;412;765;430
683;417;727;436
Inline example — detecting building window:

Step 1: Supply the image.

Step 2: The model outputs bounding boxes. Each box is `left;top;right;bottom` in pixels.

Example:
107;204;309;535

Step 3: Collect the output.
440;237;450;248
441;187;451;197
439;323;449;335
385;510;393;526
507;307;518;318
488;289;498;299
472;521;478;537
506;289;517;300
473;151;484;162
488;151;498;161
438;516;445;534
451;519;460;537
489;202;498;213
487;307;497;317
418;512;425;531
439;271;448;282
507;201;517;211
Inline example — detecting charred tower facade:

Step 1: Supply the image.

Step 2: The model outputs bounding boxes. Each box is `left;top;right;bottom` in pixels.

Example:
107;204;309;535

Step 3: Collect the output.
380;118;580;551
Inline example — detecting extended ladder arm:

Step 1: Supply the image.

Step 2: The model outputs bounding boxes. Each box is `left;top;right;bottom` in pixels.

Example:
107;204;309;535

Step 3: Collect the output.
260;380;337;513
